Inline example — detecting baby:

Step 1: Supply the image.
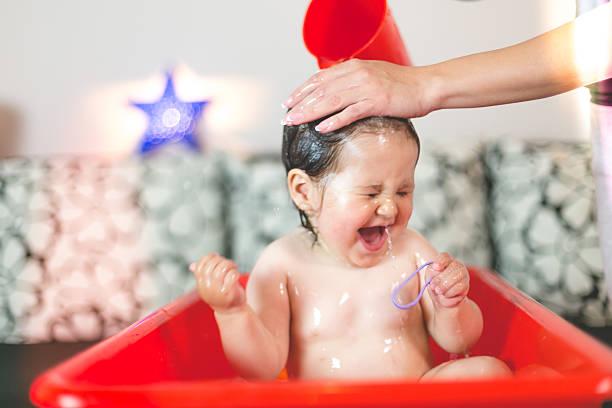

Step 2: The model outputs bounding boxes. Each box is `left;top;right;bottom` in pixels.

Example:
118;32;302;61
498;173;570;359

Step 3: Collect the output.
191;116;511;380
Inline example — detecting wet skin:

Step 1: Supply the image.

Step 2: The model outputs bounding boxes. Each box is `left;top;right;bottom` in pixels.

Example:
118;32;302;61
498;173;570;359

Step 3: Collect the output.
278;227;434;379
192;131;510;380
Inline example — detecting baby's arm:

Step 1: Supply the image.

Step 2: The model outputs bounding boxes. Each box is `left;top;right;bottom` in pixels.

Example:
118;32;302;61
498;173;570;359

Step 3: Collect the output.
191;249;290;380
419;251;483;354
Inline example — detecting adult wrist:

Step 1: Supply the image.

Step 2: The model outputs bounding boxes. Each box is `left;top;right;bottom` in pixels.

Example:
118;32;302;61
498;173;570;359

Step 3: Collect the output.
421;64;447;114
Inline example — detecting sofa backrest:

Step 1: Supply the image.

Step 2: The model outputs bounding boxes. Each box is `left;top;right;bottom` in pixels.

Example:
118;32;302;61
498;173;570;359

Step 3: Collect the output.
1;140;610;343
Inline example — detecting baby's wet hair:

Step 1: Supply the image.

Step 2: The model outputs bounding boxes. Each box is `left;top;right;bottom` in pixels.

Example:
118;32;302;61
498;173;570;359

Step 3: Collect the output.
282;115;420;241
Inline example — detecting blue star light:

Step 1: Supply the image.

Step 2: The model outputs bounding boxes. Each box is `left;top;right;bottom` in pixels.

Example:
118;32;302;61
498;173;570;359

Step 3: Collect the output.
131;72;209;154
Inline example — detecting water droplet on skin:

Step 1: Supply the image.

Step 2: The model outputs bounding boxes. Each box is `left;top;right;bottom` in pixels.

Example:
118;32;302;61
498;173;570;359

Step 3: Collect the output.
383;338;393;354
385;226;397;265
385;226;392;252
449;353;470;360
414;252;428;267
331;357;342;369
312;307;321;327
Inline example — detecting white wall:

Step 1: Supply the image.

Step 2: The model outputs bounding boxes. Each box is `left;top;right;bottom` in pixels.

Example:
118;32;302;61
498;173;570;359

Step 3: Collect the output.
0;0;588;157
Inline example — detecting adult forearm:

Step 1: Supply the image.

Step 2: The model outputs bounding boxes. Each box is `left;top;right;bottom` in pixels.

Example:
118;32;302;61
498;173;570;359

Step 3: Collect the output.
429;2;612;112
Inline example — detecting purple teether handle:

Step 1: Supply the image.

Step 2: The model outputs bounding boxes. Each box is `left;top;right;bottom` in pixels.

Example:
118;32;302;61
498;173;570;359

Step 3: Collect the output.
392;261;434;309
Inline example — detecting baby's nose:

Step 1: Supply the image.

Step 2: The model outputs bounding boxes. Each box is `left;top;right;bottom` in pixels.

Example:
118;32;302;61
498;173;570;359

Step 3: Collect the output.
376;197;398;218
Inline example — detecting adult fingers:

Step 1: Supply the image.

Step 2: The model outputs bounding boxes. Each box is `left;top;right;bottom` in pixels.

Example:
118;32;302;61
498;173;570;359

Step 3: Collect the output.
282;74;361;128
283;72;324;110
314;98;379;132
282;60;383;129
283;60;357;109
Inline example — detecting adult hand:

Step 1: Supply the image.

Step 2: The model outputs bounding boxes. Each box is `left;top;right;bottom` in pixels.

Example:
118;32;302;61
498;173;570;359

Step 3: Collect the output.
282;59;437;132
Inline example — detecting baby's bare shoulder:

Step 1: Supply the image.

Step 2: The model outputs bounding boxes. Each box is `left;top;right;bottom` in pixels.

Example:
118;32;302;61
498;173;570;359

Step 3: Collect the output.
264;228;312;258
396;228;437;259
401;227;429;243
250;228;312;277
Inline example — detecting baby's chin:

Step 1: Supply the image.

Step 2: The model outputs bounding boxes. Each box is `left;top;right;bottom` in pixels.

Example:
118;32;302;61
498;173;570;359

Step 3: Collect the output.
316;241;385;269
345;250;389;269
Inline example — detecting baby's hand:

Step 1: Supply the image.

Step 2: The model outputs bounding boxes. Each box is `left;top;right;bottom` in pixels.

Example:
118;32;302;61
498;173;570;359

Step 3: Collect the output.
190;254;246;312
427;253;469;308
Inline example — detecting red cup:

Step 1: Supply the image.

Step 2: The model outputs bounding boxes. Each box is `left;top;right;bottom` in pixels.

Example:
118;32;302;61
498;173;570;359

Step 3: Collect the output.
303;0;411;69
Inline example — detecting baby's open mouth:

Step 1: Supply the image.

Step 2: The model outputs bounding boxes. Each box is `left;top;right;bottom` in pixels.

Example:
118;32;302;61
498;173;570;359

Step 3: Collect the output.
358;226;387;251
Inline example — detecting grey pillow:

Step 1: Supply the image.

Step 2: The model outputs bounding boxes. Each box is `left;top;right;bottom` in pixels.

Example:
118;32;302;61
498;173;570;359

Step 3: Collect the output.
484;139;612;327
0;152;226;343
223;155;299;271
412;148;492;268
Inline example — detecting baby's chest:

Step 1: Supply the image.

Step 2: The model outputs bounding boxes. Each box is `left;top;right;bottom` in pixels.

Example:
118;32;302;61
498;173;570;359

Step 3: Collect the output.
289;277;420;340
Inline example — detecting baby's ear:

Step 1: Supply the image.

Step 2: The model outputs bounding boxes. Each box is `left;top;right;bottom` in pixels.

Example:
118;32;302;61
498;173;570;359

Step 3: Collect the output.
287;169;318;211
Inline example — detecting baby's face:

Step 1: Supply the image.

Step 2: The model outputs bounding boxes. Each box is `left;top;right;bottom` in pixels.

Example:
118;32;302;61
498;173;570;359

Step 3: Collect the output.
311;130;418;268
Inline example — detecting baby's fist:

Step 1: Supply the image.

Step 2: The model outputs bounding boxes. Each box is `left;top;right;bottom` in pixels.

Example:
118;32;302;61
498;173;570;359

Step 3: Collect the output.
190;254;246;312
427;252;469;308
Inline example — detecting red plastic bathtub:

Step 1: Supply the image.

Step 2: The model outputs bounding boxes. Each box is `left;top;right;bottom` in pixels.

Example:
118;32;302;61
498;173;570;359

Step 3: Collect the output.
30;267;612;408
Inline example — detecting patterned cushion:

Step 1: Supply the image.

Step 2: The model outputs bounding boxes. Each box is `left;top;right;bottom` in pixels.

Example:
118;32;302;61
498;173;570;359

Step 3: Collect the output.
0;158;44;343
0;152;226;343
484;139;612;327
412;148;491;267
222;155;299;271
5;139;605;343
138;153;227;303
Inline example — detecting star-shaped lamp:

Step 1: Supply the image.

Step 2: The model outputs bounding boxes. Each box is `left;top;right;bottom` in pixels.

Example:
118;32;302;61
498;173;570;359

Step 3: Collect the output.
131;71;209;155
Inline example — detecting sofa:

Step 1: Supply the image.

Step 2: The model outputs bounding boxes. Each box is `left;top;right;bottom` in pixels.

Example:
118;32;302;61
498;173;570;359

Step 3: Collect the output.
1;139;611;404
